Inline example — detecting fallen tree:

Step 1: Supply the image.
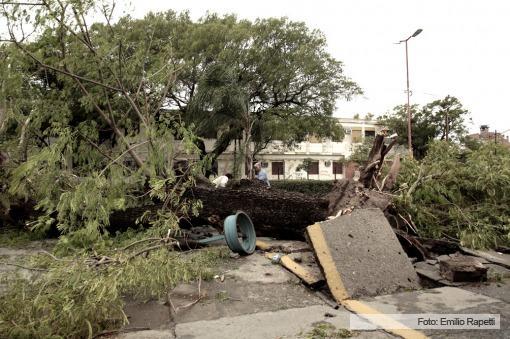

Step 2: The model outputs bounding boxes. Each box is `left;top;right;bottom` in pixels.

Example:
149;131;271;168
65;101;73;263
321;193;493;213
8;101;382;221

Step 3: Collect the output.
110;180;329;239
393;141;510;249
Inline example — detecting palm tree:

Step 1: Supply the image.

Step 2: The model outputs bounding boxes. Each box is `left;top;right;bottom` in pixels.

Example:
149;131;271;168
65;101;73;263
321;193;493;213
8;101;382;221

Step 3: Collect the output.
188;64;249;177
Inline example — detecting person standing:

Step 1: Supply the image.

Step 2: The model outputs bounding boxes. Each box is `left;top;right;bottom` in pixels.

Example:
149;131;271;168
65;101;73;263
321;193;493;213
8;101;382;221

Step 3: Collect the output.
253;162;270;187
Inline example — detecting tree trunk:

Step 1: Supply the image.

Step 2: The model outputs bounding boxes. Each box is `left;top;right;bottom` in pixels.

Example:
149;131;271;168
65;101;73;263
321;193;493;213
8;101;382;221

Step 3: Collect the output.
243;128;253;179
359;134;398;189
109;180;329;239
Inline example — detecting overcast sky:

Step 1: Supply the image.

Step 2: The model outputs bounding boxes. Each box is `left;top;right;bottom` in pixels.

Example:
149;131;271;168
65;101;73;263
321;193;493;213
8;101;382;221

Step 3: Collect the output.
123;0;509;136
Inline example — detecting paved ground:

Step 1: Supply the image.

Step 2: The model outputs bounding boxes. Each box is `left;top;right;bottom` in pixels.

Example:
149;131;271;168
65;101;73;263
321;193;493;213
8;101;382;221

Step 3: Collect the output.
119;249;510;339
0;240;55;294
1;240;509;338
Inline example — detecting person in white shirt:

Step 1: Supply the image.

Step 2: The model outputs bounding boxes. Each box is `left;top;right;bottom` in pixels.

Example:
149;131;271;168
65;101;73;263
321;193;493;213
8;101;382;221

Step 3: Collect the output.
212;173;233;188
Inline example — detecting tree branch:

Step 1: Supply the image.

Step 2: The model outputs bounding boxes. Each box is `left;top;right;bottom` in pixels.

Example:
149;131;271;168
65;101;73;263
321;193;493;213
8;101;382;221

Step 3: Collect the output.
13;42;122;92
0;2;43;5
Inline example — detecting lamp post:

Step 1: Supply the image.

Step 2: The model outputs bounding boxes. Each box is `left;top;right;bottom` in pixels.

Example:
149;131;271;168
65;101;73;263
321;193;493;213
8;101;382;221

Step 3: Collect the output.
398;28;422;158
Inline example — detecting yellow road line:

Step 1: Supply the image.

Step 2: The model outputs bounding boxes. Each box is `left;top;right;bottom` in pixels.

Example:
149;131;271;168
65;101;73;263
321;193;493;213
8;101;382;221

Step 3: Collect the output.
307;223;350;300
343;299;428;339
306;223;428;339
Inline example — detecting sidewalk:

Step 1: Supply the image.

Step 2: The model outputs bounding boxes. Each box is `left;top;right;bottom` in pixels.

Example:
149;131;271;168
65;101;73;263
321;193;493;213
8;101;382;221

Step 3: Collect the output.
118;252;510;339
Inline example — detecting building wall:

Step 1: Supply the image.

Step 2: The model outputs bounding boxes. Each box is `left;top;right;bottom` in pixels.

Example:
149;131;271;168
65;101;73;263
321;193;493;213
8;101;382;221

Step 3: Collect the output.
209;118;382;181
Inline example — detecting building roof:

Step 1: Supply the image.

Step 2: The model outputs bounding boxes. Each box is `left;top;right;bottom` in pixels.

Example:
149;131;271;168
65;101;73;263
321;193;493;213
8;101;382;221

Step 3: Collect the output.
467;131;510;146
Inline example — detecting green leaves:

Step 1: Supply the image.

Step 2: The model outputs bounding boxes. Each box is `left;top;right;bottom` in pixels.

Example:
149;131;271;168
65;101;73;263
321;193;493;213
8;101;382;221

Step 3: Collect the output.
396;141;510;249
0;1;211;239
184;14;359;161
379;96;470;159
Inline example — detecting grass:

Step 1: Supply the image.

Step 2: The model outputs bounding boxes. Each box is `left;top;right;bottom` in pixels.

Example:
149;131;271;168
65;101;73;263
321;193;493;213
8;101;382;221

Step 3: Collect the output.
0;230;230;338
301;322;357;339
0;228;45;248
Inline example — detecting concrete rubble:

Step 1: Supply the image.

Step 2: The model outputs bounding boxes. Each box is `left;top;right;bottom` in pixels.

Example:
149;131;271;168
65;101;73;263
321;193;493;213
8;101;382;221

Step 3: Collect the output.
307;208;420;300
439;253;488;282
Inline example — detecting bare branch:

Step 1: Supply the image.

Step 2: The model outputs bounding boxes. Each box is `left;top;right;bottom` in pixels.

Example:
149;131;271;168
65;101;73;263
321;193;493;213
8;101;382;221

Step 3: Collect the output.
0;261;48;271
14;42;122;91
98;140;149;176
73;78;147;171
77;132;132;173
0;2;44;5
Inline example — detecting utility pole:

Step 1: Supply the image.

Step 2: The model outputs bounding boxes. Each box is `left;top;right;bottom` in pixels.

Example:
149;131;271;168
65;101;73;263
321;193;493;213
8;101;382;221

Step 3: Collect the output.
397;29;423;158
445;109;449;142
495;129;498;155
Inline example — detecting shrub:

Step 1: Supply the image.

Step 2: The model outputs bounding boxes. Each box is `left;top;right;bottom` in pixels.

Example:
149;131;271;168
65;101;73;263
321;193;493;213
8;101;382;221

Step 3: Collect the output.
271;180;334;196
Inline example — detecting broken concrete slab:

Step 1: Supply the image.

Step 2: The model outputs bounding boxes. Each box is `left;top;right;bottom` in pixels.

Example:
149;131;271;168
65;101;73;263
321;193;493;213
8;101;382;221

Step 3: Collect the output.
439;254;488;282
307;208;419;301
461;248;510;269
414;261;466;287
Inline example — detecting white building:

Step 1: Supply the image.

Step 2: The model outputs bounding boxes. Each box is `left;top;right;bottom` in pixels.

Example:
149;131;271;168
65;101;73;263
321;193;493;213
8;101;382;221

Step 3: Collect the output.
206;118;383;181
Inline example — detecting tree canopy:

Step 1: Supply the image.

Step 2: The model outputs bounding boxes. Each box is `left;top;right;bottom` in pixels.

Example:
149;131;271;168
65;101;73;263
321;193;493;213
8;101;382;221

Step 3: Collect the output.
0;1;207;239
182;14;361;175
378;96;470;159
0;0;361;237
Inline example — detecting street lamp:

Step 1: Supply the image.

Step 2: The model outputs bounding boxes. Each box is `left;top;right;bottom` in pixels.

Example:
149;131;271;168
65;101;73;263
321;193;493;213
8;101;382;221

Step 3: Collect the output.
397;28;423;158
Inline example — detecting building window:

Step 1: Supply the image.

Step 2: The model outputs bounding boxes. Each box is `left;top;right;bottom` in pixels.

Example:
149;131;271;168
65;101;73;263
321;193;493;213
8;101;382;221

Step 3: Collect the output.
351;129;362;143
308;161;319;175
272;161;284;176
364;130;376;138
333;161;343;174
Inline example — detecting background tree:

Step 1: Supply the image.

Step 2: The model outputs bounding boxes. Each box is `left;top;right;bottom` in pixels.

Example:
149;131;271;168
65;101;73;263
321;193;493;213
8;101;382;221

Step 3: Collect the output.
364;112;374;120
296;158;314;180
186;16;361;177
97;12;360;178
379;96;470;159
422;95;470;142
348;136;374;164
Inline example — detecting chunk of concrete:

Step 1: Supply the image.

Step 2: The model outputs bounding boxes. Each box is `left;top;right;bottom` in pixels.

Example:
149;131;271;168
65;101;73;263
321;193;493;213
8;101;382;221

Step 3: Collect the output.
414;261;466;287
439;254;488;282
307;208;419;301
461;247;510;269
